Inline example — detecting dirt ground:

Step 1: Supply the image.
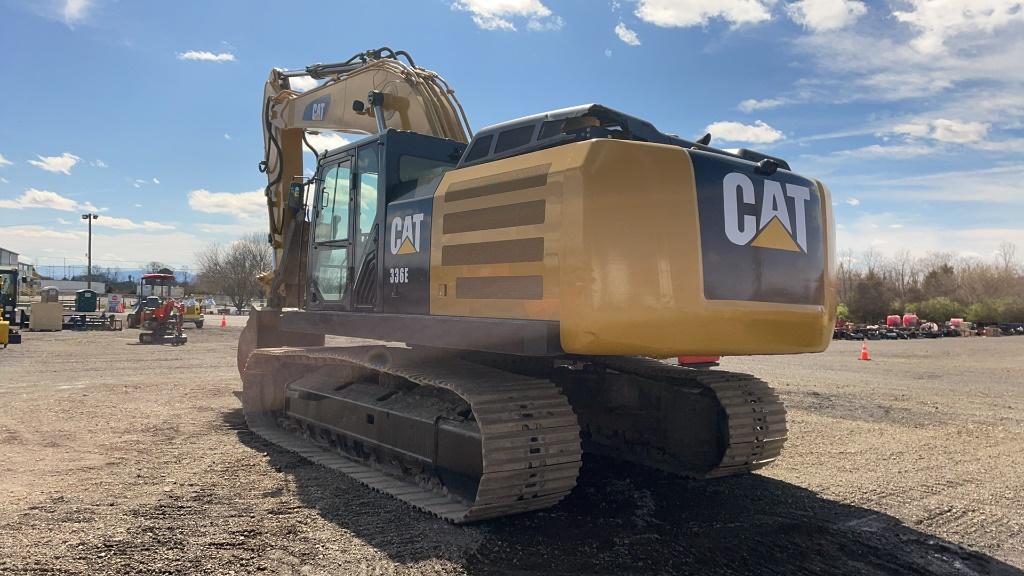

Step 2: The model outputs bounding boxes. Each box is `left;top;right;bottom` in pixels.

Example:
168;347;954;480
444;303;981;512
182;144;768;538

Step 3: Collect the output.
1;322;1022;575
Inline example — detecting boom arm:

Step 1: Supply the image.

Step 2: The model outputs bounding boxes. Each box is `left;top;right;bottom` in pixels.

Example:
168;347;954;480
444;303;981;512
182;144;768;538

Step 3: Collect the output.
260;48;471;307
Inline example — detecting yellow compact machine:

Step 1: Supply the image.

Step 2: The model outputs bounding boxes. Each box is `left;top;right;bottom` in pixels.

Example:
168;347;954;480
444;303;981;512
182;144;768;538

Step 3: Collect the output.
182;297;205;329
238;48;836;522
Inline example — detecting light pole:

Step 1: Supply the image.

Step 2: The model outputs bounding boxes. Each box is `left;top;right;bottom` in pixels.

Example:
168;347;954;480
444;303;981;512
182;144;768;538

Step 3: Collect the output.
81;213;99;288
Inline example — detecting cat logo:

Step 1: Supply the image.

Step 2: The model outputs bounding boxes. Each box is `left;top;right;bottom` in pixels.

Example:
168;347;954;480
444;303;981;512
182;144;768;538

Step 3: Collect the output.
722;172;811;253
302;95;331;122
390;213;425;255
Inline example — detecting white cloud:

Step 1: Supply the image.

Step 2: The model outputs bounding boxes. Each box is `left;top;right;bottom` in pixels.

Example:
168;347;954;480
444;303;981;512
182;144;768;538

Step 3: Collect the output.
152;177;160;185
889;122;930;138
288;75;320;92
304;131;351;155
0;153;12;166
835;212;1024;257
63;0;92;25
738;98;786;113
785;0;866;32
0;188;90;211
820;142;937;159
792;12;1024;108
635;0;773;28
704;120;784;144
845;197;860;207
0;177;9;184
894;0;1024;54
0;225;82;241
470;14;515;30
196;223;266;235
0;225;209;270
604;48;613;57
93;216;174;231
90;159;107;168
223;133;232;140
452;0;562;32
28;152;80;175
889;118;990;144
863;164;1024;205
930;119;990;144
188;189;265;220
527;15;564;31
177;50;236;62
615;22;641;45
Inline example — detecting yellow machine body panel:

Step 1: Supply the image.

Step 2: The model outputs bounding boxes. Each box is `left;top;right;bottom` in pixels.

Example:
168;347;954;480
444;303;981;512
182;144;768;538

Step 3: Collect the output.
430;139;836;357
183;302;204;323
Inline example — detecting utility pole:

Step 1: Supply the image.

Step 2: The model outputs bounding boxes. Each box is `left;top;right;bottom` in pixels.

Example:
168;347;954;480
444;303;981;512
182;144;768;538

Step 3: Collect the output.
81;213;99;288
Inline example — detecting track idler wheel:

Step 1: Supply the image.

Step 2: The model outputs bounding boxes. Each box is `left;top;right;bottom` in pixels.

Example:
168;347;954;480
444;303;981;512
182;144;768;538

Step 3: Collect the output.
237;310;325;375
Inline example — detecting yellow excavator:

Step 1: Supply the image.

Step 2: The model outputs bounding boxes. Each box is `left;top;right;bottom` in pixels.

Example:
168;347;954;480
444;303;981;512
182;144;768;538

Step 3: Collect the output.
239;47;836;522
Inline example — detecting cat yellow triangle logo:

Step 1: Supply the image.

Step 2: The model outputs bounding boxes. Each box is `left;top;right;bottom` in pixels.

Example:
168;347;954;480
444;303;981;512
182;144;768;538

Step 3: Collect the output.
397;237;417;255
390;213;425;255
750;217;801;252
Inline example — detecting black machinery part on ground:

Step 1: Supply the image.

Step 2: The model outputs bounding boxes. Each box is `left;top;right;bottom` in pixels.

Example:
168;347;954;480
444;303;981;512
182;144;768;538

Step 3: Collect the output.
239;345;787;522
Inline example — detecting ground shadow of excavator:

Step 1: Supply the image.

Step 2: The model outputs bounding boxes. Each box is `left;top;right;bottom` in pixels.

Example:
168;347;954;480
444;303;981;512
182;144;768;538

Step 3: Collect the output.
222;407;1021;576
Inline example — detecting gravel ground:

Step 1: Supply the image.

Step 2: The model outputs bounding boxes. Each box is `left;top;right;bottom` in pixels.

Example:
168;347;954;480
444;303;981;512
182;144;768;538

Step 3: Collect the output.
0;323;1022;575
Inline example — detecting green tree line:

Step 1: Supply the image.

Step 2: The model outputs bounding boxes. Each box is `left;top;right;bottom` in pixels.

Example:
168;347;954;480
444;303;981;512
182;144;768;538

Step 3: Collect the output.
837;242;1024;325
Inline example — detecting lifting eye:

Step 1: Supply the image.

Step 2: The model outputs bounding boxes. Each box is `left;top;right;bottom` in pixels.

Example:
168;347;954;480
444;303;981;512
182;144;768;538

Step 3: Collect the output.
755;158;780;176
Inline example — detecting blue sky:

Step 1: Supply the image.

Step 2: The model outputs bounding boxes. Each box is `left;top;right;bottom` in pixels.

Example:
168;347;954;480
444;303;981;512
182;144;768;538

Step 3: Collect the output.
1;0;1022;276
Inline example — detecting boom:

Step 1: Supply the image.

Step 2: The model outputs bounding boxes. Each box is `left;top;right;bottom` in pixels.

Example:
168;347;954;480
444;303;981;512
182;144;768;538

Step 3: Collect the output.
260;48;471;307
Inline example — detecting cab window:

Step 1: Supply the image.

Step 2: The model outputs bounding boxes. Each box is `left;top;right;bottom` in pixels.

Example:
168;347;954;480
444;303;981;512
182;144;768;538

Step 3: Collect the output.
314;162;351;244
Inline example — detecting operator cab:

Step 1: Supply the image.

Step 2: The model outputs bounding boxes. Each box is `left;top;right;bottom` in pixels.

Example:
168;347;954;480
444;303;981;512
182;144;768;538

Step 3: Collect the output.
139;273;175;301
306;130;465;313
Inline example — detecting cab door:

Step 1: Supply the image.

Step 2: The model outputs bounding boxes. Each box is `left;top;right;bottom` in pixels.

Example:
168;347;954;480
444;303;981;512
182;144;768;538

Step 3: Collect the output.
309;156;353;308
351;144;380;310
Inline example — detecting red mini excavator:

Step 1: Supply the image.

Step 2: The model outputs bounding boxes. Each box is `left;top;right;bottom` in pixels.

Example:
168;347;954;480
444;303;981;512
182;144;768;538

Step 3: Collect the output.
138;298;187;345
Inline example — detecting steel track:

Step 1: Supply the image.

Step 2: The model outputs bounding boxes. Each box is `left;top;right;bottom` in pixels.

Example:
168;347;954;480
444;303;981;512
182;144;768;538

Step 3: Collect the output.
590;356;787;477
242;346;582;523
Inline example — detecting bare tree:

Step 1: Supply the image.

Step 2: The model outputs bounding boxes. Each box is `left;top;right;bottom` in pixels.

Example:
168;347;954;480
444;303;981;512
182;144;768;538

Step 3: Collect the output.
883;249;919;303
860;248;882;276
194;233;272;312
835;249;860;305
997;242;1019;275
144;261;172;274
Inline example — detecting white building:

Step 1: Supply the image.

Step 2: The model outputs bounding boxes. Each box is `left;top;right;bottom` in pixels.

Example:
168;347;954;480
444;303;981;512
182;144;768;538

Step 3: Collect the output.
0;246;38;288
0;246;17;266
45;280;107;294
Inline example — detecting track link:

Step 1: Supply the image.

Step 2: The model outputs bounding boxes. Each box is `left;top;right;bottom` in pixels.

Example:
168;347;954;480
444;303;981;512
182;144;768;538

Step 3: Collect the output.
242;346;582;523
591;356;787;478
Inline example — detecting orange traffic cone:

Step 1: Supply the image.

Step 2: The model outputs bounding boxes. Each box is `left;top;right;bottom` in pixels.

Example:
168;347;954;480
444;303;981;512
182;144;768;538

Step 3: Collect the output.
220;315;227;328
859;339;871;361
